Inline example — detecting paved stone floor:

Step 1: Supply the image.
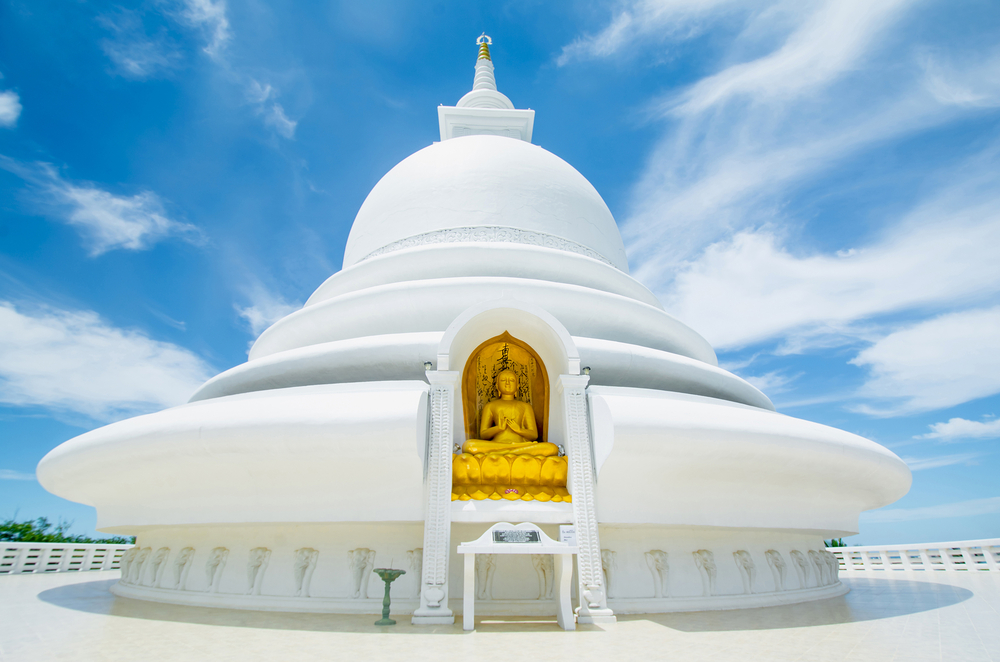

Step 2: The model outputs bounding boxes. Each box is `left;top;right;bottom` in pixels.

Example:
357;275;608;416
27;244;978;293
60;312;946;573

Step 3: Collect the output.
1;570;997;661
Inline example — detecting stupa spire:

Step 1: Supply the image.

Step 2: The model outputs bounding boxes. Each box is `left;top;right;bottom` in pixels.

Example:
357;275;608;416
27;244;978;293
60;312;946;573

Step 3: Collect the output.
472;34;498;92
437;33;534;142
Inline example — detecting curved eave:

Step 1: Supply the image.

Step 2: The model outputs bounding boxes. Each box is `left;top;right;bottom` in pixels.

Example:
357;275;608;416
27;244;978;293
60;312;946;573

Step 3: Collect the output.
250;277;718;366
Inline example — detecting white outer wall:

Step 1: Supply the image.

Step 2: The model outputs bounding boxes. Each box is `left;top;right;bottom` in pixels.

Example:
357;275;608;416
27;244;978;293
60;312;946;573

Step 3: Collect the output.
114;522;844;614
590;386;911;535
37;382;430;530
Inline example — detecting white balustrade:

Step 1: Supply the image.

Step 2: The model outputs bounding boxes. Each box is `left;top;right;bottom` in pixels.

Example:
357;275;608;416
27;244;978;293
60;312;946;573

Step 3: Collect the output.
829;539;1000;572
1;543;133;575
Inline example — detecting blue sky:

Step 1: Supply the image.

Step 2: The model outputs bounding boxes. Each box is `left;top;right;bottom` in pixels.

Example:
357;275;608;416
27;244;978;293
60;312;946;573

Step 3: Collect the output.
1;0;998;545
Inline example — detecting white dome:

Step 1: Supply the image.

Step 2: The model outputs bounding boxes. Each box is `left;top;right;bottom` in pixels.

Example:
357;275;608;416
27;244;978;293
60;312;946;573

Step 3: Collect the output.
343;135;630;272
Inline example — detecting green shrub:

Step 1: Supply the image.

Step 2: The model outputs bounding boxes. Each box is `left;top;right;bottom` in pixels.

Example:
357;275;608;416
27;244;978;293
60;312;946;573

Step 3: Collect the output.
0;517;134;545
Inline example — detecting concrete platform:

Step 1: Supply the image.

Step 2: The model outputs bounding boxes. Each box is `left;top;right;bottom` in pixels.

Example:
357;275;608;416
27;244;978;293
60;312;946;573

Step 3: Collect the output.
1;571;998;661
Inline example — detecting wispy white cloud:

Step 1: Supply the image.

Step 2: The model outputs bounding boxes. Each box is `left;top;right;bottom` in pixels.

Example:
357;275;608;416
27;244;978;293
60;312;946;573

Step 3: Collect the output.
146;306;188;332
172;2;298;140
663;180;1000;351
0;301;214;421
264;103;296;139
921;49;1000;108
619;31;953;282
850;307;1000;416
902;453;982;472
179;0;231;59
0;89;21;128
669;0;910;115
557;0;747;66
919;416;1000;441
246;80;297;139
0;469;35;481
235;284;300;338
862;495;1000;523
739;370;798;394
0;158;204;256
98;9;182;79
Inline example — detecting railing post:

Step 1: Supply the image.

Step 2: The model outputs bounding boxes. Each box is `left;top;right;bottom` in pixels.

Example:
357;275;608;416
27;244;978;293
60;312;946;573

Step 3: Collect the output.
983;545;1000;571
900;548;916;570
56;547;72;572
958;547;978;571
103;547;117;570
35;547;51;574
941;547;962;570
9;547;27;574
79;547;94;572
846;549;861;572
919;548;936;570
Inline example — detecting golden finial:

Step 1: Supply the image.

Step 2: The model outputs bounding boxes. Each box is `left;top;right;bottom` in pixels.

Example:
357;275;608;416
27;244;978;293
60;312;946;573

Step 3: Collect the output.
477;33;492;61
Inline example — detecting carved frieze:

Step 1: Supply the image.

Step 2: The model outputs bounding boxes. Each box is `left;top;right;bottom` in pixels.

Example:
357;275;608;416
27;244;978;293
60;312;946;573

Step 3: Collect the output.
293;548;319;598
644;550;669;598
789;550;810;589
173;547;195;590
475;554;497;600
764;550;787;592
205;547;228;593
348;548;376;599
733;550;756;595
118;547;138;585
360;226;617;269
532;554;555;600
148;547;170;587
246;547;271;596
692;550;717;597
601;549;617;599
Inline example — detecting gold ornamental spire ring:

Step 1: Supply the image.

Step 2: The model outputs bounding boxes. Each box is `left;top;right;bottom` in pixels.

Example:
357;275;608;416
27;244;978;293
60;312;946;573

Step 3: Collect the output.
477;33;492;61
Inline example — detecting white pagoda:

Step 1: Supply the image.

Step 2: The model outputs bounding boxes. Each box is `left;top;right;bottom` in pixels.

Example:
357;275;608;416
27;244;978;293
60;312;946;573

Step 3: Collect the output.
38;36;910;622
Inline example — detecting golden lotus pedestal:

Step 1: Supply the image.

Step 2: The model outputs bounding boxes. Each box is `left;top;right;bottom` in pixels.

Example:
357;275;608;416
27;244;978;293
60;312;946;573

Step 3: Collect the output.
451;452;570;502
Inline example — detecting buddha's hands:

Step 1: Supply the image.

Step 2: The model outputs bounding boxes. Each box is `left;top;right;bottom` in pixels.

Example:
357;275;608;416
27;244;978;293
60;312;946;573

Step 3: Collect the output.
505;419;524;435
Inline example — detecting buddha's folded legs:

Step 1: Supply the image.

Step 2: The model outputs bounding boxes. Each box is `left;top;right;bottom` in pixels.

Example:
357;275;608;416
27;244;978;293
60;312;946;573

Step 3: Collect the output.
461;439;560;456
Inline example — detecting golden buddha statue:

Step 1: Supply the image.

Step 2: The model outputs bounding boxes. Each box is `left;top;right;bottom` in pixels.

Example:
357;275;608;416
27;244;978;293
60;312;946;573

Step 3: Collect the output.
453;368;569;502
462;370;559;457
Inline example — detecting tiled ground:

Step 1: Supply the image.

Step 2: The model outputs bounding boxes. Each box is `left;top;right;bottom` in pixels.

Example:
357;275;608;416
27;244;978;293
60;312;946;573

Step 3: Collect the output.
1;570;997;661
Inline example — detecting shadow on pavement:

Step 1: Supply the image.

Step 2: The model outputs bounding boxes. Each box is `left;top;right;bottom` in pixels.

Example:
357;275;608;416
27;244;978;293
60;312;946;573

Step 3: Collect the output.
623;576;974;632
38;575;973;634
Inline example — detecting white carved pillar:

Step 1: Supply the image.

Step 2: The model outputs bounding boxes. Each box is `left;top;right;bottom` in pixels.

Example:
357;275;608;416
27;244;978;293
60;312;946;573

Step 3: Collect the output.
413;370;459;625
557;374;615;624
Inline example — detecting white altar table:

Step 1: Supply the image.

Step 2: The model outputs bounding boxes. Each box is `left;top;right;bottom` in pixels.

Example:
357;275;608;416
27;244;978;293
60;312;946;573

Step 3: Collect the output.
457;522;577;631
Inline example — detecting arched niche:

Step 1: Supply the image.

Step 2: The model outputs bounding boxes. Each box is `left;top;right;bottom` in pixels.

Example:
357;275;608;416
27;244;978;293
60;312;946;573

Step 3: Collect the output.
437;298;580;376
462;331;549;442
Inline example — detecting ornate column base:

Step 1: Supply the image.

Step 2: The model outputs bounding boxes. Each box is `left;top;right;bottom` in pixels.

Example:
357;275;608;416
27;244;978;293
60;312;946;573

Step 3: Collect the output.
576;584;617;624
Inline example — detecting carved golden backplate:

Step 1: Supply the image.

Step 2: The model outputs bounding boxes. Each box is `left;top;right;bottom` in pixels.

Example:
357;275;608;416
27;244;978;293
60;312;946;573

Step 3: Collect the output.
462;331;549;442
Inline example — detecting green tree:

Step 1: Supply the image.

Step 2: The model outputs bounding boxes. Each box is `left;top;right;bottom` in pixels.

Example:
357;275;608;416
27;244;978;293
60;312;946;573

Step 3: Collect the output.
0;517;134;545
825;538;847;547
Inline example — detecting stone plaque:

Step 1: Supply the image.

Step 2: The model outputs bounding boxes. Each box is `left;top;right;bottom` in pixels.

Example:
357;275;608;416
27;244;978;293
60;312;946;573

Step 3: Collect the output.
492;529;541;544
